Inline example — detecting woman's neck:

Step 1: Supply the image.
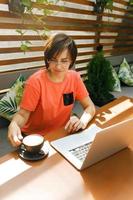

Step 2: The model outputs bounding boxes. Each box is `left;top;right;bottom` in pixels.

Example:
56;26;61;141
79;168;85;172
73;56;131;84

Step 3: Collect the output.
47;70;66;83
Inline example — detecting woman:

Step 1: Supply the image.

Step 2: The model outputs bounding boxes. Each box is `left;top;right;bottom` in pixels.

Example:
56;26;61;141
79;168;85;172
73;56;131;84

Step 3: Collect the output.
8;33;96;147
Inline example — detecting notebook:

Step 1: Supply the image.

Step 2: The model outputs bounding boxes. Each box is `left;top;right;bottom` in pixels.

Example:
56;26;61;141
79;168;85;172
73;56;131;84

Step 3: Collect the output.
51;118;133;170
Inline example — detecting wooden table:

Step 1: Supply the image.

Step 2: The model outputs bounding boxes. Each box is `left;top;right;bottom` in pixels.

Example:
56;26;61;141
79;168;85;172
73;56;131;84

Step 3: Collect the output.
0;96;133;200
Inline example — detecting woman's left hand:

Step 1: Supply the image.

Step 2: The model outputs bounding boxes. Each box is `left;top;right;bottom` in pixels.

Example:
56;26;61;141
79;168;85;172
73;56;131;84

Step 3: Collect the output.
65;116;85;134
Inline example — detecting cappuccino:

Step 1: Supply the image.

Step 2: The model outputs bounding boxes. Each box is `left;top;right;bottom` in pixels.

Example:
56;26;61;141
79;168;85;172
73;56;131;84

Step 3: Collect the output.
23;134;44;147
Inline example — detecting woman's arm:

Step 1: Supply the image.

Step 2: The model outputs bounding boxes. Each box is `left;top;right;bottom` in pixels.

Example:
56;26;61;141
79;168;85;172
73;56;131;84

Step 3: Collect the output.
65;96;96;133
8;108;31;147
79;96;96;128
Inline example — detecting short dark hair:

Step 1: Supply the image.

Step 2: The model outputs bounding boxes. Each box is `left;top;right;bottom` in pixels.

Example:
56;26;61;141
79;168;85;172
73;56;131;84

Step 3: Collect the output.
44;33;77;69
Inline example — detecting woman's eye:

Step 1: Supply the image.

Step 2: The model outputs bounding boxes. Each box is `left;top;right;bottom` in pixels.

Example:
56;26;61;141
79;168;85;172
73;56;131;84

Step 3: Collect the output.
62;61;67;63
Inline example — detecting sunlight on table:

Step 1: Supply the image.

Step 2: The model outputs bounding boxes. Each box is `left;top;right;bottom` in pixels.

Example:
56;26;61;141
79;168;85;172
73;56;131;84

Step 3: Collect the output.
0;158;31;186
96;99;133;124
0;141;56;186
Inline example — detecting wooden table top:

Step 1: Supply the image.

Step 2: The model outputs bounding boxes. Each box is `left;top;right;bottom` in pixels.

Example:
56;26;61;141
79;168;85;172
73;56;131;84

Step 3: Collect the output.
0;96;133;200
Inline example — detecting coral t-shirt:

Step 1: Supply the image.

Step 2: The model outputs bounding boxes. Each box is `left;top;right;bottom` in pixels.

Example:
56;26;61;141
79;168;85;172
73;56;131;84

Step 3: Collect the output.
20;69;89;135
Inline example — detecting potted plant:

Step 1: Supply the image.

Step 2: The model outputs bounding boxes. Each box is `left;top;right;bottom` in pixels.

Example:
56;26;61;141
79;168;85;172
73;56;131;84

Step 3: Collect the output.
94;0;113;13
84;45;116;107
8;0;59;52
8;0;25;14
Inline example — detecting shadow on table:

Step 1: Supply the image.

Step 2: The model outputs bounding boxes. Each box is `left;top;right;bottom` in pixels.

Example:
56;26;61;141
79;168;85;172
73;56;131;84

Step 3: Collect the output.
80;148;133;200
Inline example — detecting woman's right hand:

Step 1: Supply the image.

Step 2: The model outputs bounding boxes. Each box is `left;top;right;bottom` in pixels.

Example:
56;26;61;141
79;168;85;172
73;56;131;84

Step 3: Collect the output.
8;121;23;147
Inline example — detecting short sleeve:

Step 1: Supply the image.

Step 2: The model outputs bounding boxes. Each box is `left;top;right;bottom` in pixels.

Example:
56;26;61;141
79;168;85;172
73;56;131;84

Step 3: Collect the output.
75;72;89;100
20;77;40;111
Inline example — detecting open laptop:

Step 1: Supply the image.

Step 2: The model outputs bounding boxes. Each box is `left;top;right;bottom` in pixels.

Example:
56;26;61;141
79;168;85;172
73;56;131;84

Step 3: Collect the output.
51;118;133;170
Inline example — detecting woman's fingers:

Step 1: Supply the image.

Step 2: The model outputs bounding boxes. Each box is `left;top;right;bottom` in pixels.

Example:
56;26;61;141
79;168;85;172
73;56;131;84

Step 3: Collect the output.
65;116;84;133
8;133;22;147
67;116;78;133
13;135;21;147
8;123;23;147
74;121;83;132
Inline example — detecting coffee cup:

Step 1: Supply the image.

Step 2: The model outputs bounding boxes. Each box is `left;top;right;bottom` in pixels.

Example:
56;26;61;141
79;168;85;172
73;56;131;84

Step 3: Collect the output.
22;134;44;153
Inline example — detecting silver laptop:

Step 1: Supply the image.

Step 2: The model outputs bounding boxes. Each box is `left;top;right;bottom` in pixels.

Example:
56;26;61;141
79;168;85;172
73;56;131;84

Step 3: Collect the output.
51;118;133;170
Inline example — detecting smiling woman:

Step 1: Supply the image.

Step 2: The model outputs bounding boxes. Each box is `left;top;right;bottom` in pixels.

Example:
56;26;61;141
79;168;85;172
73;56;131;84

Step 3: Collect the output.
7;33;96;147
47;48;72;82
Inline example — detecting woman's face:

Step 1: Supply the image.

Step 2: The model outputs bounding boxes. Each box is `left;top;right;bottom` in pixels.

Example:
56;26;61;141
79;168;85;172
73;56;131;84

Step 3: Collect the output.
48;48;72;75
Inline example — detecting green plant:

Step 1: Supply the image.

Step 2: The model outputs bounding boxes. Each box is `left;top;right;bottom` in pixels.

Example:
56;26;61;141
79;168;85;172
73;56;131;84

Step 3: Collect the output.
129;0;133;6
0;75;25;121
84;46;116;107
8;0;59;52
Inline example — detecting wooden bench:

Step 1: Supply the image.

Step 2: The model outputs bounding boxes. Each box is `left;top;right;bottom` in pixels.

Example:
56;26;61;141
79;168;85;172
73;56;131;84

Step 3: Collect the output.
107;54;133;70
107;54;133;99
0;68;40;98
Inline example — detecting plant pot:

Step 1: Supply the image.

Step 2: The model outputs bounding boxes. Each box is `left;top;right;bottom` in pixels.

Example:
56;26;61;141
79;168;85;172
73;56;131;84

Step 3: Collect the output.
93;96;116;107
8;0;25;15
94;0;113;13
94;0;106;13
90;92;116;107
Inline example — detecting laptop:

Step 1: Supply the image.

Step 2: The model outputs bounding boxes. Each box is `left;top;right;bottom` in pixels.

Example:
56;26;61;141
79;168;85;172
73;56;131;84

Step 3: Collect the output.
51;118;133;170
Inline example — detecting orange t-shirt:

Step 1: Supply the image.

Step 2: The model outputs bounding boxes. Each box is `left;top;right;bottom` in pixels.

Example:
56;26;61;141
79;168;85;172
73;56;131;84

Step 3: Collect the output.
20;69;89;135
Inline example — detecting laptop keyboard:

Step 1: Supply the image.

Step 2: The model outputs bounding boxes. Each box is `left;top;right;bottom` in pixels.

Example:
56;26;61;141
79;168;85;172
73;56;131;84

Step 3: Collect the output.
69;142;92;161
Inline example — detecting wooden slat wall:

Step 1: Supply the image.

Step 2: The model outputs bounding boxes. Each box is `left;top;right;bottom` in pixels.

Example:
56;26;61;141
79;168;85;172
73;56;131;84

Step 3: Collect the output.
0;0;133;80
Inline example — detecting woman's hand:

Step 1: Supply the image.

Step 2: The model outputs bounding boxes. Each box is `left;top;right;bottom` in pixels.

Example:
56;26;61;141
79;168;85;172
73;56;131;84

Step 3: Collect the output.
8;121;23;147
65;115;85;134
8;108;30;147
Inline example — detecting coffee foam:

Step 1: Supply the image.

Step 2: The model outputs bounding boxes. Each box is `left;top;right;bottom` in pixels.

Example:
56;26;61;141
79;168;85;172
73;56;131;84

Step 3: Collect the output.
23;134;44;146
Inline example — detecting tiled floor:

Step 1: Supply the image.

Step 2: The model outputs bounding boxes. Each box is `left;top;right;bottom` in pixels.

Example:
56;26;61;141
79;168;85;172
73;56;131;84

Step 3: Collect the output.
0;86;132;157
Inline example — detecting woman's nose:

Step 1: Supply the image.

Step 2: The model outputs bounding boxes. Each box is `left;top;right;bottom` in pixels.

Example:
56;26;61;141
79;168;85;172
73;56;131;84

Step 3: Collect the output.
55;62;62;69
